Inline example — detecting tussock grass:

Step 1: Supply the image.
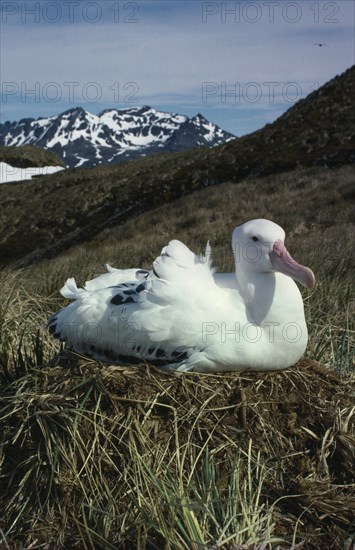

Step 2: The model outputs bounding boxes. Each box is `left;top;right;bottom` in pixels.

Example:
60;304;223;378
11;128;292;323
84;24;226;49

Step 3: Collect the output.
0;358;354;549
0;166;354;548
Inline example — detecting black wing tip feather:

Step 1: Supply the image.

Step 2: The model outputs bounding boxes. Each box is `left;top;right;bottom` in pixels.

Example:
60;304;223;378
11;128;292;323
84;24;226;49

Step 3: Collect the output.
110;280;147;305
48;320;67;342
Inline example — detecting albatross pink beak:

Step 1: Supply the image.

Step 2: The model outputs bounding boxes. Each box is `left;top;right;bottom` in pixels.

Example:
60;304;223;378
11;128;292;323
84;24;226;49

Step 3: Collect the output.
270;240;315;289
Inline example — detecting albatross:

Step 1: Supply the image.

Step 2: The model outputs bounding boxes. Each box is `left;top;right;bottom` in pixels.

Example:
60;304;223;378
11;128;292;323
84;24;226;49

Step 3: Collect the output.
48;219;315;372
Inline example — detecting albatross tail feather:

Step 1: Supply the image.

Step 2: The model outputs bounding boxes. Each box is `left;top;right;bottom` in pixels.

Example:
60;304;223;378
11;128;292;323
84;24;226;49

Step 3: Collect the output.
60;278;85;300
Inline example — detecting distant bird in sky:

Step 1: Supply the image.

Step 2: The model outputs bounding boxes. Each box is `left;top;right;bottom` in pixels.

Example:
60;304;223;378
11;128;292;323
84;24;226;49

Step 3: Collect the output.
314;43;327;47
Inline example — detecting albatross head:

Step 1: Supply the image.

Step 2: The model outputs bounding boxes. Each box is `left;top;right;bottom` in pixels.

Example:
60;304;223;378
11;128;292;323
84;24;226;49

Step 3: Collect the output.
232;219;315;289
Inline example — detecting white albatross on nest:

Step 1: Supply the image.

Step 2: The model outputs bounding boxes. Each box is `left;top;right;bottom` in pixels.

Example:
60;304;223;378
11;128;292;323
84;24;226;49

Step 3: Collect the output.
48;219;315;372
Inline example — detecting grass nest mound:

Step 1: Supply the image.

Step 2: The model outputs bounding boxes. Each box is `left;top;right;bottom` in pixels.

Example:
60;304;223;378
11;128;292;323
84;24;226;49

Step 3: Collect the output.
0;356;354;549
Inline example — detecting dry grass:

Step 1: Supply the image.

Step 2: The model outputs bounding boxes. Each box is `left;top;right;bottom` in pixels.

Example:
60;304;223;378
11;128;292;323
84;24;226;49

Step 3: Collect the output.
0;166;354;549
0;357;354;549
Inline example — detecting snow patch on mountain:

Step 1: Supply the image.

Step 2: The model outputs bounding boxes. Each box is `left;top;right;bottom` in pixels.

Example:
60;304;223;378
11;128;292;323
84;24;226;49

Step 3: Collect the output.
0;106;235;169
0;162;64;184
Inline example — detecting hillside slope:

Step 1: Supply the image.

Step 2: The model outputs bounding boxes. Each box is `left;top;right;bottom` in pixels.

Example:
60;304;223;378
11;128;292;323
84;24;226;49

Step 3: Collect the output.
0;164;354;549
0;66;354;268
0;145;65;168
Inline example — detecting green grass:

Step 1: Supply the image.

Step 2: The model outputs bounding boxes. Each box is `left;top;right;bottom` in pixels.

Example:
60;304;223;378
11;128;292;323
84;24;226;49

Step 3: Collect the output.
0;166;354;549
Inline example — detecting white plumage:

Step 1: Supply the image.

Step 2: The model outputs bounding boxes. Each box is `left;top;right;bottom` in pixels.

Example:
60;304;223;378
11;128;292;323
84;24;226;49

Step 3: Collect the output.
48;219;315;372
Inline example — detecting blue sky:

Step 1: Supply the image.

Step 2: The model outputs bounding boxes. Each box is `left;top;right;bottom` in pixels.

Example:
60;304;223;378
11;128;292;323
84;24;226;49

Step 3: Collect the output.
1;0;354;136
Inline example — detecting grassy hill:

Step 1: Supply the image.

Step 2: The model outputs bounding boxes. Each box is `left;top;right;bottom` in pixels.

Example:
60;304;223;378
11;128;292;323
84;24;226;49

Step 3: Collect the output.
0;66;354;269
0;145;65;169
0;164;354;549
0;66;354;549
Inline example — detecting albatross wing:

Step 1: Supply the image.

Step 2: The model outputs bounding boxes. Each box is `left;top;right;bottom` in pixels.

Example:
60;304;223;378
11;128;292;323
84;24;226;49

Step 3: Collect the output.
48;239;226;369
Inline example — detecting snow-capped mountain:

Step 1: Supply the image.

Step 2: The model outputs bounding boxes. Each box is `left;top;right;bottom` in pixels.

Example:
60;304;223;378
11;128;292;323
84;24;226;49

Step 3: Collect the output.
0;106;235;168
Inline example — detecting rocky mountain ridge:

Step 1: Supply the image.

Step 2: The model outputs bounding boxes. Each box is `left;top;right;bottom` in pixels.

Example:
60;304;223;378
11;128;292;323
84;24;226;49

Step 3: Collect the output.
0;106;235;168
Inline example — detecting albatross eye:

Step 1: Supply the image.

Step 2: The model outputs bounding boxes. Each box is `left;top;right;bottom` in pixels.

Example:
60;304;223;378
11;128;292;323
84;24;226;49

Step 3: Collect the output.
252;236;258;242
